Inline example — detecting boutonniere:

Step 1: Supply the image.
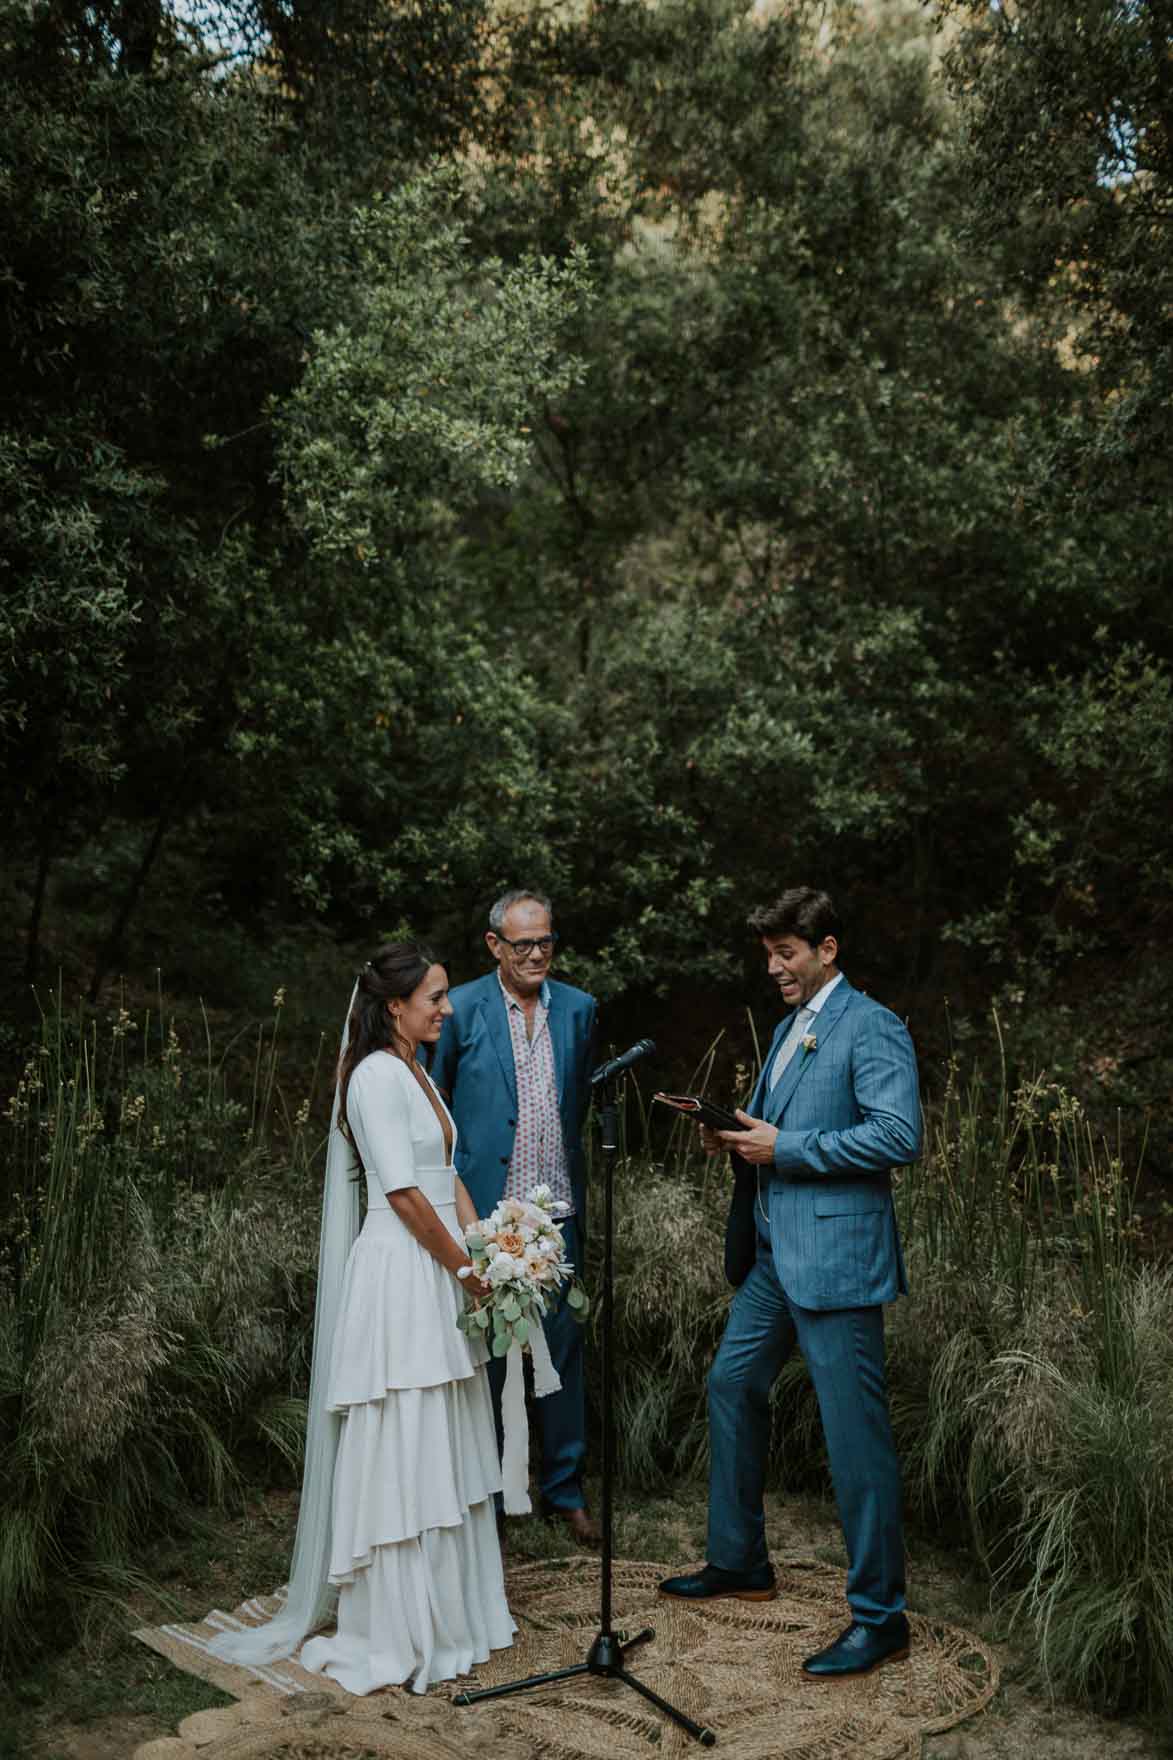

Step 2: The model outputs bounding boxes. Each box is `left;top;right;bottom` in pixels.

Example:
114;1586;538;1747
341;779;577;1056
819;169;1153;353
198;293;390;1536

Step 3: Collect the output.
801;1033;817;1057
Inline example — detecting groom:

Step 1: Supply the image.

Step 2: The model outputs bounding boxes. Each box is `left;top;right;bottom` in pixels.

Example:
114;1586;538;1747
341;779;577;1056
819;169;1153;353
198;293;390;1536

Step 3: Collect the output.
660;887;921;1679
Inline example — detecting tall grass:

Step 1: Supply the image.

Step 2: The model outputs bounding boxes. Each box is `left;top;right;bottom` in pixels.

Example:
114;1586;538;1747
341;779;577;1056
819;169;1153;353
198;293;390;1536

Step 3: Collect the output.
0;985;322;1663
970;1269;1173;1711
889;1042;1171;1712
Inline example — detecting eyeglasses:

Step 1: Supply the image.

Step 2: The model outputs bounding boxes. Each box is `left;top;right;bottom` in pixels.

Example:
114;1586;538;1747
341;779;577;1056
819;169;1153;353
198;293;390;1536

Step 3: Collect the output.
492;932;559;957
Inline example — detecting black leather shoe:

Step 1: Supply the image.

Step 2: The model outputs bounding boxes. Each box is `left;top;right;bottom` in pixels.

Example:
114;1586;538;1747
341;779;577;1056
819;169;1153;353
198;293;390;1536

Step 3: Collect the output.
658;1562;777;1602
802;1615;910;1678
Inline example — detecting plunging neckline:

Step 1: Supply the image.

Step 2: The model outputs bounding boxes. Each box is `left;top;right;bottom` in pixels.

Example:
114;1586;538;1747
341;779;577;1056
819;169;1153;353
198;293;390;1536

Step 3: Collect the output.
395;1051;454;1167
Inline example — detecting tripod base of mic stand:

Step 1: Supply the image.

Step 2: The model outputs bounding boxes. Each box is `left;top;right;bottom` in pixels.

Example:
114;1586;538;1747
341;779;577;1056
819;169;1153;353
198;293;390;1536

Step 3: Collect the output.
453;1624;716;1745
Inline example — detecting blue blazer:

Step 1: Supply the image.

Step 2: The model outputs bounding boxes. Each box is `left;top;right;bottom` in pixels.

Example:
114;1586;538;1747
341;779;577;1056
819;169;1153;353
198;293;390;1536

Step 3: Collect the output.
430;972;598;1223
749;976;921;1311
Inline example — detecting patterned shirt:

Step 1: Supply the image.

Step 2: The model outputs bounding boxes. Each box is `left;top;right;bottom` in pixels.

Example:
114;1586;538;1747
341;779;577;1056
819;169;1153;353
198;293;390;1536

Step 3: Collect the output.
499;973;574;1214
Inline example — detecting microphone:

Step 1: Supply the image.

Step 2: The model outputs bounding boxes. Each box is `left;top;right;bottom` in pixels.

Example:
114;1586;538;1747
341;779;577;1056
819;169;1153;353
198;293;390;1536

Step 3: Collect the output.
591;1038;656;1086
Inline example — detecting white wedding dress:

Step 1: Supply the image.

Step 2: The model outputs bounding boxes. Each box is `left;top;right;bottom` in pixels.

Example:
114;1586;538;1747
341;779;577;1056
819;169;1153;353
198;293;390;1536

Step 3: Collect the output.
295;1051;514;1694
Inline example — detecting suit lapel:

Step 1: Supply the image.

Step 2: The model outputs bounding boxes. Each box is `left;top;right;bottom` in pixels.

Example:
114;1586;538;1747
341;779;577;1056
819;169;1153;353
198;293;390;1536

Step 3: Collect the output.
482;984;518;1109
765;978;854;1124
751;1016;793;1117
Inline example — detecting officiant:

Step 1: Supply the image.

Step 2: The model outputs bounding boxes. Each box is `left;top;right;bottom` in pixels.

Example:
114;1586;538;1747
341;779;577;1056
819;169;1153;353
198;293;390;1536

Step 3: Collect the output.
432;888;600;1545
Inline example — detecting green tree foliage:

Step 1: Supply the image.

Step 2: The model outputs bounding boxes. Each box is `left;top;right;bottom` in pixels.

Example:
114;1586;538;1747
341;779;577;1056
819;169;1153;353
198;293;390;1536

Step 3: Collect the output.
925;0;1172;1124
940;0;1172;535
0;1;587;991
229;177;590;917
449;0;1089;998
1;0;1170;1119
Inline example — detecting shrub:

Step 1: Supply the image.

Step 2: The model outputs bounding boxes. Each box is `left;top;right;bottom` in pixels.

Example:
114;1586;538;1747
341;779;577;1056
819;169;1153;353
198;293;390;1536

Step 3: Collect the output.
971;1269;1173;1711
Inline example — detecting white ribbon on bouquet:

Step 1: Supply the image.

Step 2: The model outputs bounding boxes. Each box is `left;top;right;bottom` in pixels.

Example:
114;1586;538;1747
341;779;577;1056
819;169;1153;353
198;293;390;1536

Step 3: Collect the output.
500;1321;561;1514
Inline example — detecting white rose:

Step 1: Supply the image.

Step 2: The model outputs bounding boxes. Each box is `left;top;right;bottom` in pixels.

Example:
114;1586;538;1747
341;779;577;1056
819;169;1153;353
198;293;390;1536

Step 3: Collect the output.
488;1251;524;1285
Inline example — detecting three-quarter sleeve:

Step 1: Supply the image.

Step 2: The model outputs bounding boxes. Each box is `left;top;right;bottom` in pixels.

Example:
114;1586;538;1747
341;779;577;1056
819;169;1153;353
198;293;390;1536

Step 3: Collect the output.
347;1056;418;1194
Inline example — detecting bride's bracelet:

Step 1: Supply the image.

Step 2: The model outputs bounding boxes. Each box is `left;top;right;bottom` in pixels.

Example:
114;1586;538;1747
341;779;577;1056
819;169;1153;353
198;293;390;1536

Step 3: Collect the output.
455;1264;474;1281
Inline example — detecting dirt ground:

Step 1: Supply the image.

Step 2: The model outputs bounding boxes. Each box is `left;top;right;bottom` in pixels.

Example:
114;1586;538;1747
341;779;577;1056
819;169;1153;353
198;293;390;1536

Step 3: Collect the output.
10;1487;1171;1760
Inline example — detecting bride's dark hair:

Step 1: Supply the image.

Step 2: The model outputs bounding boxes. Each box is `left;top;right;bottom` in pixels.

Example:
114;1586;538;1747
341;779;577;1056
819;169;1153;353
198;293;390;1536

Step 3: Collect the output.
337;940;439;1144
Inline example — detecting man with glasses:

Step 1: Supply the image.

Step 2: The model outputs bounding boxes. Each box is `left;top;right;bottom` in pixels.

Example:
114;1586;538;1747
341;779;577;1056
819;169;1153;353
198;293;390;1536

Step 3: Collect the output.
432;888;600;1543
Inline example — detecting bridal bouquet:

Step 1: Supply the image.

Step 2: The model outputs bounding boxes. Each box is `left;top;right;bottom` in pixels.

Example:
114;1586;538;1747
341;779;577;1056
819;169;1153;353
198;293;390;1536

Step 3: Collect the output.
456;1184;588;1357
456;1184;589;1514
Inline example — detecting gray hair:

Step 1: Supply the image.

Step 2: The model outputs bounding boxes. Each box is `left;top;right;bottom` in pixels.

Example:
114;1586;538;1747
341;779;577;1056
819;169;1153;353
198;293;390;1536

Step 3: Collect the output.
489;888;554;934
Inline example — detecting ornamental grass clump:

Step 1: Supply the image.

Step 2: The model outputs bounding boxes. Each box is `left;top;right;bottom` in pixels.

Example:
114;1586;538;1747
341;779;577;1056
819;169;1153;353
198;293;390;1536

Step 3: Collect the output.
972;1267;1173;1712
600;1162;731;1485
0;986;321;1662
888;1039;1168;1711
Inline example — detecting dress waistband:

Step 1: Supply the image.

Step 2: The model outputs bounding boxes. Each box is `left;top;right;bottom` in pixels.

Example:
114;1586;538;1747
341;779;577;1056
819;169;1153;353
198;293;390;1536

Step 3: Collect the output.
364;1164;455;1223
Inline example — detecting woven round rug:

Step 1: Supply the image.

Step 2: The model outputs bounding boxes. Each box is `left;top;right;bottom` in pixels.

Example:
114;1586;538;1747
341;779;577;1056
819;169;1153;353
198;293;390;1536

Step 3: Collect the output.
133;1556;998;1760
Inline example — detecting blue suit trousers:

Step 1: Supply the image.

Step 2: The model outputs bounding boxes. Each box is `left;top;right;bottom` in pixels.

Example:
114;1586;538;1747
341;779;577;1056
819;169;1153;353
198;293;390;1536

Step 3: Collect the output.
707;1235;905;1624
487;1214;587;1511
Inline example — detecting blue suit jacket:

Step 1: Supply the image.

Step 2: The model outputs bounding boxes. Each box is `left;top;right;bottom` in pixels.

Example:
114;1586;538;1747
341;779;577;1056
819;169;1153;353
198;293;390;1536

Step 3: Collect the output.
430;971;597;1223
748;976;921;1311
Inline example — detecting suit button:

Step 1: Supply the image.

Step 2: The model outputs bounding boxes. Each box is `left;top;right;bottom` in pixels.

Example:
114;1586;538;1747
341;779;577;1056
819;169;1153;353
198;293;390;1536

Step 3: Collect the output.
508;1119;516;1127
500;1156;509;1165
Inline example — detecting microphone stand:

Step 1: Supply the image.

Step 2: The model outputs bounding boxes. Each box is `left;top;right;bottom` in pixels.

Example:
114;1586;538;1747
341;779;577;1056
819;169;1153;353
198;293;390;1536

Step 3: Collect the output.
454;1072;716;1746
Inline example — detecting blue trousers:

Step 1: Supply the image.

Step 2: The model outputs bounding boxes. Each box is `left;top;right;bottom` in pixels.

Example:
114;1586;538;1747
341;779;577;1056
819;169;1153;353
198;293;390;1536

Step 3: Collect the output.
707;1236;905;1624
487;1214;587;1511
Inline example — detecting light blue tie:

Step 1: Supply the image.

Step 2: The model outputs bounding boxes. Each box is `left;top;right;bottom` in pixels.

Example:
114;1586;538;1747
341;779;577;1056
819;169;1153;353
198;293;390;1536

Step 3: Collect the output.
769;1005;814;1090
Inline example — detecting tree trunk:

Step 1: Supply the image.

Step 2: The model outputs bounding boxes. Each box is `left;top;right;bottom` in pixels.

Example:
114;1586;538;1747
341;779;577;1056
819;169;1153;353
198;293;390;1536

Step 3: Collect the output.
117;0;162;77
87;809;170;1003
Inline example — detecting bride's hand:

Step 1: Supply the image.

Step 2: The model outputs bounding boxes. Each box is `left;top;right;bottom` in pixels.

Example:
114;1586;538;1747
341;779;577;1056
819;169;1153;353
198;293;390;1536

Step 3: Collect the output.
460;1272;493;1303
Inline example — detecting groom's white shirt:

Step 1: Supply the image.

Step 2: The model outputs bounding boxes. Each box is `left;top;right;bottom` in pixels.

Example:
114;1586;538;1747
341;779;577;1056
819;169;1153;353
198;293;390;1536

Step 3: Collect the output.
804;971;844;1016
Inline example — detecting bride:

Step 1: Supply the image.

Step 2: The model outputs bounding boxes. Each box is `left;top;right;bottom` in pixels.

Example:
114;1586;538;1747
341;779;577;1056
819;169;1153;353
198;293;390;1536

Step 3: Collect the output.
209;941;514;1694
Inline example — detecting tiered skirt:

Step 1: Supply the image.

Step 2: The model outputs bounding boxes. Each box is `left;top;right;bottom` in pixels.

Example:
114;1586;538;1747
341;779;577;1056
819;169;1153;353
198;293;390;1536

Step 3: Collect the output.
299;1190;514;1695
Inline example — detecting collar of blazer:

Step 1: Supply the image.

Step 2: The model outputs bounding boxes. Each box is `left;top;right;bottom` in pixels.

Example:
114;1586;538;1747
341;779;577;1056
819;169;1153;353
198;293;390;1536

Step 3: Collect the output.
478;972;569;1107
762;975;855;1125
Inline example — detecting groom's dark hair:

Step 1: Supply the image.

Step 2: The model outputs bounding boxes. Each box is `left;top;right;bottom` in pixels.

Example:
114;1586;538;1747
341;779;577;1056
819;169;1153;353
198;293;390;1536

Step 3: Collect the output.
747;888;841;950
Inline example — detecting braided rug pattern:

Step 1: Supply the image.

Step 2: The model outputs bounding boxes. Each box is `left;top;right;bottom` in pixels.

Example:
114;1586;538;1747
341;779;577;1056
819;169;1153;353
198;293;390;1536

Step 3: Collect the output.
133;1555;998;1760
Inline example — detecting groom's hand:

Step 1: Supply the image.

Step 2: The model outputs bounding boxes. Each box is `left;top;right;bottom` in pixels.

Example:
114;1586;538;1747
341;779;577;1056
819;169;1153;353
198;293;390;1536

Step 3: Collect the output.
718;1109;778;1165
698;1122;725;1156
